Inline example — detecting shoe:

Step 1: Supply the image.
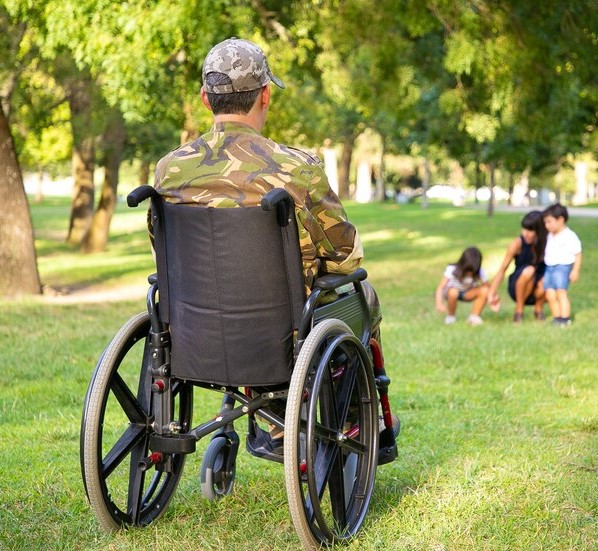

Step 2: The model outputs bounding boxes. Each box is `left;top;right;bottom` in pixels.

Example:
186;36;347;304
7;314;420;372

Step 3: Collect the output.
513;312;523;323
552;317;572;327
444;315;457;325
246;426;284;463
379;414;401;438
467;314;483;326
534;310;546;321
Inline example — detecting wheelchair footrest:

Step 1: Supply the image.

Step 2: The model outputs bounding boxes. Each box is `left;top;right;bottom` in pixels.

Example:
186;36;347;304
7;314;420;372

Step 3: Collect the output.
150;433;197;455
377;417;400;466
378;441;398;465
246;426;284;464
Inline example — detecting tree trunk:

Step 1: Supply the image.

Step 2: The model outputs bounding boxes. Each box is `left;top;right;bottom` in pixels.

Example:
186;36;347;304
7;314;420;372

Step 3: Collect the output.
375;138;386;202
337;136;354;200
139;159;151;186
0;106;41;296
474;161;483;204
81;110;126;253
66;77;95;245
487;162;495;217
181;100;199;144
507;172;514;206
421;158;430;209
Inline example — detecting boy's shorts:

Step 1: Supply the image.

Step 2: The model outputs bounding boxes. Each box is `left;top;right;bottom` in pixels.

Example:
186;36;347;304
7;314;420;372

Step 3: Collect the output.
543;264;573;290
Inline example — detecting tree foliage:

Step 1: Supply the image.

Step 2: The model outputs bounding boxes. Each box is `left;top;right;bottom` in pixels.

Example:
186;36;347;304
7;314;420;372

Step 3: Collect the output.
1;0;597;294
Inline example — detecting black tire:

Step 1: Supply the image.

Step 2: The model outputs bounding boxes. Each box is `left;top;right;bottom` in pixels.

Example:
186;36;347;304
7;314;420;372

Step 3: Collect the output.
80;312;193;530
200;436;237;500
284;319;379;549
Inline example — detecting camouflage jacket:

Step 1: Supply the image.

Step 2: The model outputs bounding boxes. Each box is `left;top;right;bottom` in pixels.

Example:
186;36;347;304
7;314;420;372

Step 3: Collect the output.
151;121;363;290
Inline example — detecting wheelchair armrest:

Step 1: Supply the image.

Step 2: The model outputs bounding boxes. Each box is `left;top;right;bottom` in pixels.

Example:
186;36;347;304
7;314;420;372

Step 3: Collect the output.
312;268;368;291
261;188;294;227
127;185;159;207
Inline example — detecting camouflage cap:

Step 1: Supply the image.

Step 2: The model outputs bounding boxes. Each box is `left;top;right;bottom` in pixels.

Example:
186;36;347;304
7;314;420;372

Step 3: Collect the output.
202;37;285;94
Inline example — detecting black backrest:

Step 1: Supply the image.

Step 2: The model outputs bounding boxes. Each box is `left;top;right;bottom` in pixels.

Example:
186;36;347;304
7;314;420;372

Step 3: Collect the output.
151;196;306;386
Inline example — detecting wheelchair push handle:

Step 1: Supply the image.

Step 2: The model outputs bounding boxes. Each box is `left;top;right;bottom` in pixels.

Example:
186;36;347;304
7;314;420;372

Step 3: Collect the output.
127;185;159;207
261;188;294;227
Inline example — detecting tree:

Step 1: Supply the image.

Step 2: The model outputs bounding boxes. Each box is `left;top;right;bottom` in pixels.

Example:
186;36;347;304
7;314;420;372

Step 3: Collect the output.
64;68;98;244
421;0;598;211
0;102;42;295
0;2;42;296
81;107;126;253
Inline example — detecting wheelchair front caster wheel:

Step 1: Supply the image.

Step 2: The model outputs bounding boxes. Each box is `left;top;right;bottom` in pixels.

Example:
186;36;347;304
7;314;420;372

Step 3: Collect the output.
200;435;238;500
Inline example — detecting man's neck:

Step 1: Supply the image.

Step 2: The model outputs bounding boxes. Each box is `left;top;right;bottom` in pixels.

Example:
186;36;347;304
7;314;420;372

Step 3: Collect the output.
213;113;262;132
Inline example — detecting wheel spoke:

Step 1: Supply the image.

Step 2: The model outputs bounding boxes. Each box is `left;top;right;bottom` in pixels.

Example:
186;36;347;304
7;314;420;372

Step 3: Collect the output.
102;423;147;478
329;346;359;428
111;371;148;424
328;448;348;531
126;438;150;524
310;420;367;455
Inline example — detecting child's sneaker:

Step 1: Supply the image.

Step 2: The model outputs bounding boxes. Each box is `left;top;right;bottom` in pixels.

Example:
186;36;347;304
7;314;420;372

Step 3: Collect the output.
467;314;483;326
552;317;572;327
444;315;457;325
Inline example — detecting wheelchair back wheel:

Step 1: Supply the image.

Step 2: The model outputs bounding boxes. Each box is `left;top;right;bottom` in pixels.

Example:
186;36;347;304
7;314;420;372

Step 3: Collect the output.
284;319;379;549
80;312;193;530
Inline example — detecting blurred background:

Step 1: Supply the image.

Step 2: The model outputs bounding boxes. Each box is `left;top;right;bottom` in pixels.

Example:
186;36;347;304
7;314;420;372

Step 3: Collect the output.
2;0;597;295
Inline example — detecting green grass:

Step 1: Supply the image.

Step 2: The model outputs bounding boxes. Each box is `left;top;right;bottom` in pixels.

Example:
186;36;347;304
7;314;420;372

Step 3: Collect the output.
1;199;596;550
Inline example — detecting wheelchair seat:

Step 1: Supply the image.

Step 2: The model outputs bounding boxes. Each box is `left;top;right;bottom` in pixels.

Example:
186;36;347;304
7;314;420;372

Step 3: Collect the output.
152;197;305;386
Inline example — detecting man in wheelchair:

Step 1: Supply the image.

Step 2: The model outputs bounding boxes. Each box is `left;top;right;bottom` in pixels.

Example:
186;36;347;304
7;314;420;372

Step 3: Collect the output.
150;37;398;452
81;37;400;549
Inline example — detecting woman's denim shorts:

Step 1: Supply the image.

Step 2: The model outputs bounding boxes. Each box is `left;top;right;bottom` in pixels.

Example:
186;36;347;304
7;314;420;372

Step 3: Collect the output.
543;264;573;290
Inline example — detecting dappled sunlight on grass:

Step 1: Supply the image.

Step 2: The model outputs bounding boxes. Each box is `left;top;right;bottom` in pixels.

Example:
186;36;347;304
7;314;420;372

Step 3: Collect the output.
39;250;154;290
413;234;451;247
435;207;482;220
109;209;149;234
360;228;402;243
32;198;155;290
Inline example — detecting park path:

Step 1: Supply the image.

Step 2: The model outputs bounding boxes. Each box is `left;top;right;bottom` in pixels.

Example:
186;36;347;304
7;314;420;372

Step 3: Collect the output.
43;282;148;304
474;204;598;218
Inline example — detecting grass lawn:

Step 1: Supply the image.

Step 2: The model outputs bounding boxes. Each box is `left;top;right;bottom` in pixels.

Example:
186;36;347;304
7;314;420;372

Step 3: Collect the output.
0;197;596;550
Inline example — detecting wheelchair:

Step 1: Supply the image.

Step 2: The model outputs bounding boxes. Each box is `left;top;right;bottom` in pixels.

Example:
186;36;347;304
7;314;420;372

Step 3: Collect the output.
80;185;399;549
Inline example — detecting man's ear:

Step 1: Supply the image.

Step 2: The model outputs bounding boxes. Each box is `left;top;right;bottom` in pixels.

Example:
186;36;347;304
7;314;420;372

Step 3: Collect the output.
200;87;212;111
261;84;271;108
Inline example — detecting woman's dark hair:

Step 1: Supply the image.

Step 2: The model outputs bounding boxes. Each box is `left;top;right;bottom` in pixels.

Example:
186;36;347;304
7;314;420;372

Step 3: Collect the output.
204;72;261;114
454;246;482;281
521;210;547;264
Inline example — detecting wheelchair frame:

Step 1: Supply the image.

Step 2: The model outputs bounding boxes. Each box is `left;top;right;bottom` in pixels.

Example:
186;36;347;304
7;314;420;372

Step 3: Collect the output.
80;185;399;549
